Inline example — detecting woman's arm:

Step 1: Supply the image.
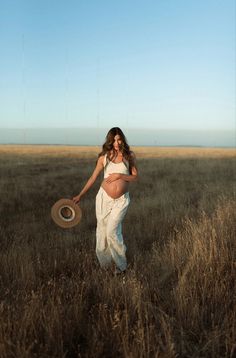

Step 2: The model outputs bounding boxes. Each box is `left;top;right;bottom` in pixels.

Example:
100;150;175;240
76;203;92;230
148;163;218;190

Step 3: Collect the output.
72;156;104;204
105;171;138;183
122;152;138;181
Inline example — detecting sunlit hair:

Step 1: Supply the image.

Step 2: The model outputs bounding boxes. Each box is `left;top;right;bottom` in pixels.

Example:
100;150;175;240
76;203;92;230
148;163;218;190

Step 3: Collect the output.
98;127;134;172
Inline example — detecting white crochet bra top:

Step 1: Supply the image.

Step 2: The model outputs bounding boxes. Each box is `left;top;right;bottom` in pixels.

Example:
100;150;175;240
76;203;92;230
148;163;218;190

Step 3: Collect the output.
103;154;129;178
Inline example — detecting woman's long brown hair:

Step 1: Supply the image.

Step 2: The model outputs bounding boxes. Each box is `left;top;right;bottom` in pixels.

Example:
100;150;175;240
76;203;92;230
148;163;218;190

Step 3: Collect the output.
98;127;134;172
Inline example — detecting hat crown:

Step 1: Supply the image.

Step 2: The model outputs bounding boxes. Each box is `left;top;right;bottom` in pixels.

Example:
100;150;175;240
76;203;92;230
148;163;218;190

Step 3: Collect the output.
51;199;82;228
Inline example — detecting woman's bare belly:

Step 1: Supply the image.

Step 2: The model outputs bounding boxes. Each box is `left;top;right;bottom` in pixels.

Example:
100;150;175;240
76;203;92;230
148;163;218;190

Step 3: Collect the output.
101;178;129;199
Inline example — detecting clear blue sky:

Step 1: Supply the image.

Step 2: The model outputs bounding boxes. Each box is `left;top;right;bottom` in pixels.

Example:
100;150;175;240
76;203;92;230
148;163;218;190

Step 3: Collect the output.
0;0;235;133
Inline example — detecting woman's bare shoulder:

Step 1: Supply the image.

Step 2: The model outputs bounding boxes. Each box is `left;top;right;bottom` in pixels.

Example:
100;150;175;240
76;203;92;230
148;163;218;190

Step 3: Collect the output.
97;153;108;167
129;151;137;167
98;154;105;159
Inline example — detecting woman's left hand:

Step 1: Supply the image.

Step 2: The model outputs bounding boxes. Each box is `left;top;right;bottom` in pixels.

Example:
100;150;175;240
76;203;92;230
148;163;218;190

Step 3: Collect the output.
105;173;121;183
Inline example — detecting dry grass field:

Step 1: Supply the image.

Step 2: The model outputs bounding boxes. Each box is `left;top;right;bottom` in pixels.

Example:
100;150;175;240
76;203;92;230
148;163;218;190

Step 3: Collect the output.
0;145;235;358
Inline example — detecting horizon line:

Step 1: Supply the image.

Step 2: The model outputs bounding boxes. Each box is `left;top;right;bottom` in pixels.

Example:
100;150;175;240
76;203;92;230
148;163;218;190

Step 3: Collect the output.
0;143;235;149
0;127;235;132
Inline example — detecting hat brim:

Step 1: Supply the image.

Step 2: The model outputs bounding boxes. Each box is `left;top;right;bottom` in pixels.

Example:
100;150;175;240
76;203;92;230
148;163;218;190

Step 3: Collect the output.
51;198;82;229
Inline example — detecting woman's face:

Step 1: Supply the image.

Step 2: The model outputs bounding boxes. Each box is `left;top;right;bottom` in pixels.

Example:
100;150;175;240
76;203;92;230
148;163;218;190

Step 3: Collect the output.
113;134;122;151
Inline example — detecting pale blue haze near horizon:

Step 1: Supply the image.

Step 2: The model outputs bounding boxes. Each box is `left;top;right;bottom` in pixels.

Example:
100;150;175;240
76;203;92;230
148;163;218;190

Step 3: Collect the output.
0;0;235;146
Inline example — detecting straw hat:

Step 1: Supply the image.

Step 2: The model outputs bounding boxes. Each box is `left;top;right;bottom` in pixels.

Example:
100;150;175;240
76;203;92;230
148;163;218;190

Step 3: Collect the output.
51;198;82;228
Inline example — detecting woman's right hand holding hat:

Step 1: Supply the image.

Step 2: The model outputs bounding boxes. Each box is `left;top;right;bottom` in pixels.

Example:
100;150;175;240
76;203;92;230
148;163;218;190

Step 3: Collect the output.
72;194;81;204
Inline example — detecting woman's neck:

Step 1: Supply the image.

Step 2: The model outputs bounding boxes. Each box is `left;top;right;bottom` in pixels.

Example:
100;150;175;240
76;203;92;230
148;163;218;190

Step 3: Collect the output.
109;149;122;161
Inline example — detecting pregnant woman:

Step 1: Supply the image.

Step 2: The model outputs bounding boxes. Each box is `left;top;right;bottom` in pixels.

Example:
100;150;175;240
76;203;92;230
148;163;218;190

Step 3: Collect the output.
73;127;138;274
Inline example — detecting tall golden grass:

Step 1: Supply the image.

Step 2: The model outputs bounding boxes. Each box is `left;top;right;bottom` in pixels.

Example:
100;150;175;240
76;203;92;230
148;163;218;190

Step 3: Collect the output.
0;145;235;357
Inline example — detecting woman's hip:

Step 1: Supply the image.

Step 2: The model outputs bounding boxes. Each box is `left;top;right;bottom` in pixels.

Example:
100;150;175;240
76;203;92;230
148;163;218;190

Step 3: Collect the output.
96;187;130;219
